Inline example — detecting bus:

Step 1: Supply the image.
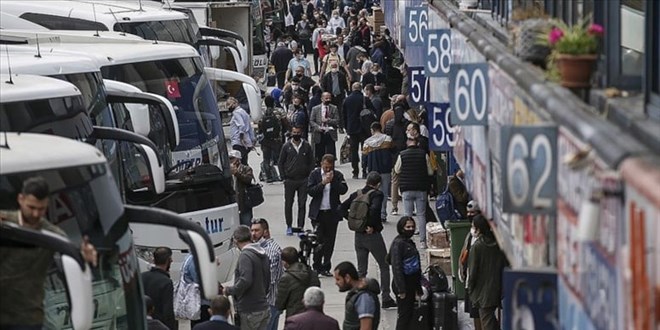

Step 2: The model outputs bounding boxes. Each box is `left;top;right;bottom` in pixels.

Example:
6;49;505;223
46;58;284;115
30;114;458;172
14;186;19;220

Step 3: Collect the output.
0;131;219;329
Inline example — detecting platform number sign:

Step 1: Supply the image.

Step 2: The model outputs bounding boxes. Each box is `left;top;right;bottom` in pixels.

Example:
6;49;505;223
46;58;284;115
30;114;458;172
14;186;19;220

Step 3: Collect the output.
425;29;451;77
501;126;557;214
407;67;429;106
405;7;428;47
449;63;489;125
427;102;455;151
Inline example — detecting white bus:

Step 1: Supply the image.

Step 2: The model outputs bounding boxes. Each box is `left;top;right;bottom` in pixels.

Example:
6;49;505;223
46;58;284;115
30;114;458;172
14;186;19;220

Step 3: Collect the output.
0;131;219;329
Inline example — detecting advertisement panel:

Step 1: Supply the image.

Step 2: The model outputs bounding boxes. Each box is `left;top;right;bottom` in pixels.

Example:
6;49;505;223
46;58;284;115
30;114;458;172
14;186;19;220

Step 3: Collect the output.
502;269;558;330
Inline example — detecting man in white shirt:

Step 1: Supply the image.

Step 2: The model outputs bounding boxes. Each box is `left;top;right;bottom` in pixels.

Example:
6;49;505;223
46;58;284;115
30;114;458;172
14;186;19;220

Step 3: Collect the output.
229;97;256;164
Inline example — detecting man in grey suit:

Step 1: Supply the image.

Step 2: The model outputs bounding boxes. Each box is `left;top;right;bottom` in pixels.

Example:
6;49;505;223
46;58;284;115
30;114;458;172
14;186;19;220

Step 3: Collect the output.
309;92;339;165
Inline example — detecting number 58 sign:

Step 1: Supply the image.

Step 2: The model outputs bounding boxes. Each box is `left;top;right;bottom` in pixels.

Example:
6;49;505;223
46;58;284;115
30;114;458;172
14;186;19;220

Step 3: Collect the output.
501;126;557;214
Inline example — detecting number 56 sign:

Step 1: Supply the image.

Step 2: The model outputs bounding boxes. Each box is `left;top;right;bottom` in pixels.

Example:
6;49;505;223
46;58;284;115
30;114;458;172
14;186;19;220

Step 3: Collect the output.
501;126;558;214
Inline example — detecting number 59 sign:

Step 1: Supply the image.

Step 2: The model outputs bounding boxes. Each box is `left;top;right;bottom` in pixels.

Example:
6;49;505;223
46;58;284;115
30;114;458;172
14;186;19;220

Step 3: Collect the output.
501;126;557;214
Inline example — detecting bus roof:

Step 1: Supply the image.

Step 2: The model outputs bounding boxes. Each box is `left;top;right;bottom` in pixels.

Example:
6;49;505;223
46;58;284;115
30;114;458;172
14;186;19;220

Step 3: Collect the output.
0;0;190;30
0;46;101;77
0;73;81;103
1;30;200;67
0;132;106;174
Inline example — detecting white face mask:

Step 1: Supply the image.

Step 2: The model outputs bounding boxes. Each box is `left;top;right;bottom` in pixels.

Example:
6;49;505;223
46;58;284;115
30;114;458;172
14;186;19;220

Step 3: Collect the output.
470;228;478;237
331;68;339;73
406;133;415;140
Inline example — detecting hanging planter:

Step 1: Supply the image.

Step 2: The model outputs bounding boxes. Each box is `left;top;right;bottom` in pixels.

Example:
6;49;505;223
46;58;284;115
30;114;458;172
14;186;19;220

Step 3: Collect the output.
556;54;597;87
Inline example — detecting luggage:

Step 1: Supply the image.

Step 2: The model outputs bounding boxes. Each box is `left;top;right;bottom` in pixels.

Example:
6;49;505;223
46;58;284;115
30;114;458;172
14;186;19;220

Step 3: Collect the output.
412;298;432;329
431;292;458;330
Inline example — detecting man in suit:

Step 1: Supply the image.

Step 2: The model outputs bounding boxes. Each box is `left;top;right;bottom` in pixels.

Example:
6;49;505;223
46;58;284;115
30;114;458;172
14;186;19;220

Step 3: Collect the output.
307;154;348;276
192;296;238;330
284;287;340;330
309;92;340;165
141;247;176;330
342;82;374;179
320;62;349;128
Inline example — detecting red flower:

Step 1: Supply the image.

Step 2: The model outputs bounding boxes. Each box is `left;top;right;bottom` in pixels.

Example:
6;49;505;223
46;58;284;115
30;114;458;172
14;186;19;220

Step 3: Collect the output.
549;27;564;45
588;24;604;36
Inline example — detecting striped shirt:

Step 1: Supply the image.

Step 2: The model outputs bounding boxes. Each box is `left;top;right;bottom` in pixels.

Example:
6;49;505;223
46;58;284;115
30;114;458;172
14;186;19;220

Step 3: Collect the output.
259;237;283;306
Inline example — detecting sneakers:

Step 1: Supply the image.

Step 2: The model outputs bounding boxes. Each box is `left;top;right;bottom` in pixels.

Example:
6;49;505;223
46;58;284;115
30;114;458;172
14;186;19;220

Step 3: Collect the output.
286;227;293;236
391;209;398;216
319;270;333;277
381;299;397;309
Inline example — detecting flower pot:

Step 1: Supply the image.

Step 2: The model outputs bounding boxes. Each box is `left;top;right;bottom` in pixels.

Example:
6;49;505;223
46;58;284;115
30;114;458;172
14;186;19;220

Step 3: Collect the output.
556;54;597;88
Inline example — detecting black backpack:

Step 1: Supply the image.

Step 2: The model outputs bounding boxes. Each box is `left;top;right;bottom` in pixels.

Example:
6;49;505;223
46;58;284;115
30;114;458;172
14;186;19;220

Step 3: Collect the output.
427;265;450;293
260;112;281;140
360;97;377;135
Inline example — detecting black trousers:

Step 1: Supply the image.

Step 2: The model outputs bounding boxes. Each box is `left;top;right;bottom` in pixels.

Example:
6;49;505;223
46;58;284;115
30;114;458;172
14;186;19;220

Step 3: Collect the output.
233;145;250;165
395;276;418;330
300;39;313;55
284;179;308;228
349;133;365;176
330;94;345;128
312;211;339;272
314;50;320;74
314;133;336;165
276;71;287;89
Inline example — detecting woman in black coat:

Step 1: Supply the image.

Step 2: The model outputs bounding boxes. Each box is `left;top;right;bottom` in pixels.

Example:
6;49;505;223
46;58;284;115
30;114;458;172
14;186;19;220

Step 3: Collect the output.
389;216;422;330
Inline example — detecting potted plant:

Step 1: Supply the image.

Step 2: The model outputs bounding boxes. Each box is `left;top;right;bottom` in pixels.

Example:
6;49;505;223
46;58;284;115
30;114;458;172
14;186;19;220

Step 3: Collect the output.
542;17;604;87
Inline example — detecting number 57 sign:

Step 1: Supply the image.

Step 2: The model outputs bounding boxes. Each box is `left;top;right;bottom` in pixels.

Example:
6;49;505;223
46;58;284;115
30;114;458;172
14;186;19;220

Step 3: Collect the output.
501;126;558;214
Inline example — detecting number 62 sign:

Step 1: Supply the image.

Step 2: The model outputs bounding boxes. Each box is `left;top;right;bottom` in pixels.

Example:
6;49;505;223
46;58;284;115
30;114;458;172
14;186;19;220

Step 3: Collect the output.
501;126;557;214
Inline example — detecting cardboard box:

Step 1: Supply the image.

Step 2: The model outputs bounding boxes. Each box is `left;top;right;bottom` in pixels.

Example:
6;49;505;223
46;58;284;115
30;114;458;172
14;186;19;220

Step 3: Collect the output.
427;248;452;276
426;222;450;249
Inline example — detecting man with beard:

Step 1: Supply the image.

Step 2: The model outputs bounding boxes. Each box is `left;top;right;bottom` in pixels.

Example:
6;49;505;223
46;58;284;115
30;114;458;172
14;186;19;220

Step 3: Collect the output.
251;219;283;330
333;261;380;330
310;92;340;164
141;247;177;330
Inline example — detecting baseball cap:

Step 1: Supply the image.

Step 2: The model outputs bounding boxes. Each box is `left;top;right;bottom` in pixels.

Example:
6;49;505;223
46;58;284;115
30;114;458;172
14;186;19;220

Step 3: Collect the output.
228;150;242;159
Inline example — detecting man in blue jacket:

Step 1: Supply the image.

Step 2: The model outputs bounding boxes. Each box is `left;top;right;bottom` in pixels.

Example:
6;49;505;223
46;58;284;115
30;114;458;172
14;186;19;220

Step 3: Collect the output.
342;82;374;179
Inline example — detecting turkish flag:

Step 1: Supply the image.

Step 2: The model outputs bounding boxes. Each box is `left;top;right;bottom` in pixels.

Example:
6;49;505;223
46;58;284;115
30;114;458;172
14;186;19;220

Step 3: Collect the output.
165;79;181;99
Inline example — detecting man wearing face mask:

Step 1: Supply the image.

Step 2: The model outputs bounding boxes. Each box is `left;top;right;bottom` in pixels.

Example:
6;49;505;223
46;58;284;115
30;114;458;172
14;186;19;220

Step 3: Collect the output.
295;66;317;94
328;9;346;35
321;62;349;127
141;247;177;330
320;44;349;80
287;94;309;138
283;77;309;109
229;97;256;165
310;92;340;165
287;49;312;81
278;125;315;235
307;154;348;276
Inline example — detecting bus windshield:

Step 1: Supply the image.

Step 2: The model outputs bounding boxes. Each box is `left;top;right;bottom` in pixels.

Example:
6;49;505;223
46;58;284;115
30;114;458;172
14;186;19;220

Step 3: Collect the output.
101;57;227;176
115;19;199;47
0;164;145;329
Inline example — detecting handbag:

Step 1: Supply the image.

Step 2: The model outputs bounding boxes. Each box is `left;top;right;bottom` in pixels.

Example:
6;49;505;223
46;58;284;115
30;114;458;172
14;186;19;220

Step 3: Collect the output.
340;136;351;164
244;181;265;208
173;257;201;320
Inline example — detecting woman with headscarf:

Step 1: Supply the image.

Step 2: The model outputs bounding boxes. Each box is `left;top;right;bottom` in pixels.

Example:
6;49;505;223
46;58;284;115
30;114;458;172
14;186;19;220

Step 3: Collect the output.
388;216;422;330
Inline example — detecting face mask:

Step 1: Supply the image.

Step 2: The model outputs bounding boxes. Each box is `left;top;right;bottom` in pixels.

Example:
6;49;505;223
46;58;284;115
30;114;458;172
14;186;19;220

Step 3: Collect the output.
333;15;339;18
297;55;303;60
292;85;299;90
331;68;339;73
322;100;331;105
471;228;478;237
292;134;302;141
406;133;415;140
402;229;414;238
296;73;303;78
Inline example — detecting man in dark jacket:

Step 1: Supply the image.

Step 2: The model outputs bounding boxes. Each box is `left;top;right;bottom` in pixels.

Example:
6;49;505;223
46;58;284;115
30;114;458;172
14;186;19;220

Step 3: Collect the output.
320;62;349;125
340;172;397;309
307;154;349;276
342;82;374;179
388;95;410;215
362;123;393;221
394;138;433;249
145;296;170;330
272;41;294;89
192;296;238;330
141;247;176;330
363;84;383;119
284;287;339;330
449;169;470;219
230;150;255;226
333;262;380;330
276;247;321;319
279;125;315;234
223;226;271;329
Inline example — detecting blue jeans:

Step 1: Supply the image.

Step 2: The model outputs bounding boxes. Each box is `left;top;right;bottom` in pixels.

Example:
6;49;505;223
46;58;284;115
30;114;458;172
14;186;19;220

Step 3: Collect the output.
239;208;253;226
267;305;281;330
402;190;427;242
378;172;391;219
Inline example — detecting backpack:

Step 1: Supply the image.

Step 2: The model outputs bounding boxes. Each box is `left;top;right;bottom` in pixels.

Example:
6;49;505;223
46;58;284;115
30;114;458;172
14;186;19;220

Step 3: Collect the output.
347;189;375;231
260;111;281;140
360;97;377;135
435;187;460;225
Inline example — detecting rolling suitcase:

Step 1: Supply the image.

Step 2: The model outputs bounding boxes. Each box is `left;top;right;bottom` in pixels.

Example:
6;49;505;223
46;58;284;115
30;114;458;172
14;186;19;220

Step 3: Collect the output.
412;298;433;329
432;292;458;330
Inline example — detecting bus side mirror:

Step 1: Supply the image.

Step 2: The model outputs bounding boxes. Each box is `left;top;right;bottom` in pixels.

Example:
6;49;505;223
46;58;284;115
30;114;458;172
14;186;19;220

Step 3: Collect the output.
133;143;166;194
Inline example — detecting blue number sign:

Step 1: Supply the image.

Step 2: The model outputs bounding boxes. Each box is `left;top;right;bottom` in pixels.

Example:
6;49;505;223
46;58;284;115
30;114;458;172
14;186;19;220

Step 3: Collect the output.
427;102;455;151
449;63;489;125
502;269;558;330
425;29;451;77
405;7;428;47
501;125;558;214
407;66;429;106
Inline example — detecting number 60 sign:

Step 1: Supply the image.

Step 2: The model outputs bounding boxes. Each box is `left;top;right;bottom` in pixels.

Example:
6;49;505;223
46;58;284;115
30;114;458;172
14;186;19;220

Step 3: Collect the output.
501;126;558;214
